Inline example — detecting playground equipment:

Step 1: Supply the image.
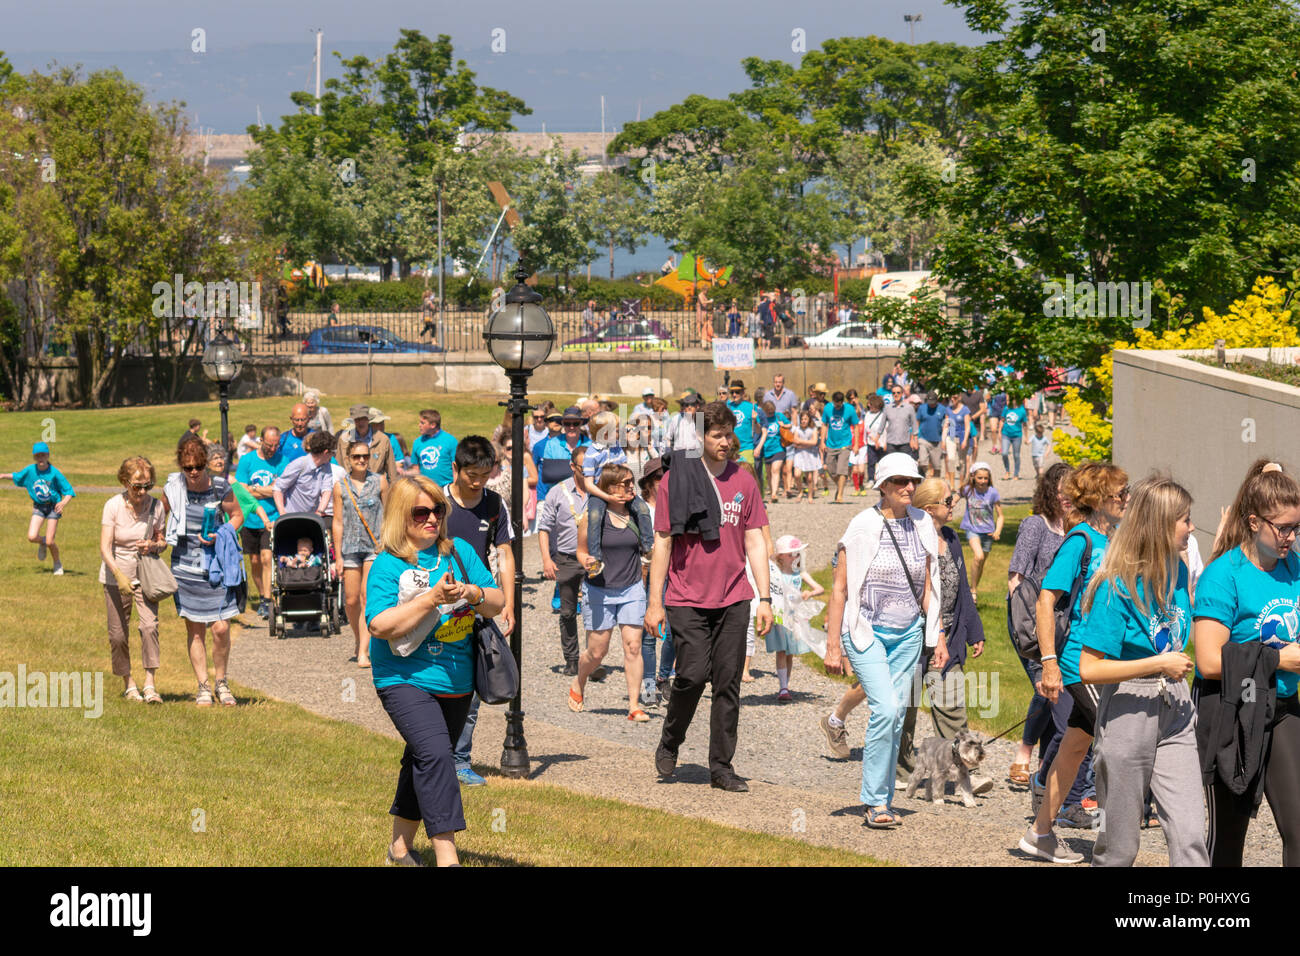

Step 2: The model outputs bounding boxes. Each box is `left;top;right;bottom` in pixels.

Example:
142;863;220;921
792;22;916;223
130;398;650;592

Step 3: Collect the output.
654;254;733;306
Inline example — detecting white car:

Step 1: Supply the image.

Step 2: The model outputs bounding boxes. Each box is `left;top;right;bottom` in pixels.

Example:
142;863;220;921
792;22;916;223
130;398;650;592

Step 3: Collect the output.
804;323;904;349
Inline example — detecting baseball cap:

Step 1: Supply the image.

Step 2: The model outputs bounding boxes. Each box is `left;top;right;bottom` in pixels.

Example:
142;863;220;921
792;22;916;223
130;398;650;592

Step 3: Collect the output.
873;452;924;489
367;407;390;423
32;441;50;455
349;403;370;418
642;386;655;397
678;388;701;404
561;405;586;423
773;534;808;555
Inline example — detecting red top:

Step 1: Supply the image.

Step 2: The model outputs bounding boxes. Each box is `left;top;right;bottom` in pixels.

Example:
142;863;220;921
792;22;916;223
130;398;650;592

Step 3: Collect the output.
654;461;768;608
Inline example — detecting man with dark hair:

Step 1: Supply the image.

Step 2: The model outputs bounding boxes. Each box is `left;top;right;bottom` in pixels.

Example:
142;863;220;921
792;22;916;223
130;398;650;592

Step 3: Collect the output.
646;401;772;792
444;435;515;788
273;429;336;516
179;418;206;449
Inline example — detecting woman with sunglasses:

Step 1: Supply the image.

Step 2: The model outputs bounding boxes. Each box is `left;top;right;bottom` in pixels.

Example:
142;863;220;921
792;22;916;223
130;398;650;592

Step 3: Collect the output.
100;456;167;704
165;436;245;707
366;477;504;867
1019;461;1127;863
572;463;654;721
1076;475;1207;866
824;453;947;829
332;440;389;669
1194;463;1300;866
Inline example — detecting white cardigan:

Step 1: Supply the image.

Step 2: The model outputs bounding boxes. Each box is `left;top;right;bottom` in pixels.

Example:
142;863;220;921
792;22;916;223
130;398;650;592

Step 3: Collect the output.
839;505;943;653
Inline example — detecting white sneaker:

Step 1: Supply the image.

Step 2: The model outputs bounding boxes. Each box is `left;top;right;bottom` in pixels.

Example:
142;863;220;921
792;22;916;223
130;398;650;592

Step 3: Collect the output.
52;562;64;576
37;541;47;561
1018;827;1083;864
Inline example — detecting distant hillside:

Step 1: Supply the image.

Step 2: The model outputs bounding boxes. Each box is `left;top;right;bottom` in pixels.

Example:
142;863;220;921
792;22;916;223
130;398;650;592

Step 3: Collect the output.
3;42;749;134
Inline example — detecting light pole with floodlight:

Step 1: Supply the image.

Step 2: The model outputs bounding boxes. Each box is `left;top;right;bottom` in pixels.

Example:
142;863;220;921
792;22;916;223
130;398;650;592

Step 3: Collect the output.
482;259;555;778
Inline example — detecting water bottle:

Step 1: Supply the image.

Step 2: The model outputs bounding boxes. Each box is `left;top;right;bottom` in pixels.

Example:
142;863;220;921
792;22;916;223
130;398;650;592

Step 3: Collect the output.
201;502;218;539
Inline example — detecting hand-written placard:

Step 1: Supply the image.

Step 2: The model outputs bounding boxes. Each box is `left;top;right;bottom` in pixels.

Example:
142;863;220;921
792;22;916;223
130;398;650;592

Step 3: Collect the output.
712;337;755;370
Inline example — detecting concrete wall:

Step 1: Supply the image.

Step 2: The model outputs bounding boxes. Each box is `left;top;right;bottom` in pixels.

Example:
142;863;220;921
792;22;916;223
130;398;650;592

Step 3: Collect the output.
30;346;903;407
1112;349;1300;555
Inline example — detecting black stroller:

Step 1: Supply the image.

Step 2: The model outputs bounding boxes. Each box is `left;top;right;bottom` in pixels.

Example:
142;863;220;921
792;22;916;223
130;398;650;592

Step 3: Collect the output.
268;512;343;638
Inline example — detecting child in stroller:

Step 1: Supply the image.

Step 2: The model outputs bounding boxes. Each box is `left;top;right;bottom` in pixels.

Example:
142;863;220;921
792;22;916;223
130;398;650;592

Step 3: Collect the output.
279;536;323;569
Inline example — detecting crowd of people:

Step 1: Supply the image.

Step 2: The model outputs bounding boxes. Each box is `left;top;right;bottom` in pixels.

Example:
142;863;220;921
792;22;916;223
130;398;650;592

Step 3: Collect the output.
12;352;1300;870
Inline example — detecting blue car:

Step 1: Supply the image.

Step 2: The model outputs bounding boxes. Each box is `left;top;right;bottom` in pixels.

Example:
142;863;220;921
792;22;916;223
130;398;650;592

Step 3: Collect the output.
300;324;443;354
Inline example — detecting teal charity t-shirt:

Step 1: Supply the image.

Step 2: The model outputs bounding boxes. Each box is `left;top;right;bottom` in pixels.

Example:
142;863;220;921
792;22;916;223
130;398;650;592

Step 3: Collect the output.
234;450;285;530
1195;546;1300;699
727;400;757;450
1001;406;1026;440
1041;524;1109;686
365;537;497;695
760;412;788;460
1078;562;1191;665
13;463;75;504
821;403;859;449
411;429;459;487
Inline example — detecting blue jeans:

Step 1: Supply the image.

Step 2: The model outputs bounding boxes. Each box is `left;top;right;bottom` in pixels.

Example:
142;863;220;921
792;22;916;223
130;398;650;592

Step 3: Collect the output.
1001;434;1021;478
452;692;479;772
654;579;676;680
843;620;924;807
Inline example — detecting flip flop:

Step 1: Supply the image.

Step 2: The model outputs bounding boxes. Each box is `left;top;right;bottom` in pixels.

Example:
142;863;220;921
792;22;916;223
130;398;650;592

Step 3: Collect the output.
568;687;583;712
627;709;650;722
1008;762;1031;786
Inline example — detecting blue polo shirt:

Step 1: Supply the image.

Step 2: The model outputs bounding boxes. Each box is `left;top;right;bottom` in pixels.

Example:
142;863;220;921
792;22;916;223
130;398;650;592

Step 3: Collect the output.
534;434;589;502
915;403;945;444
411;429;459;487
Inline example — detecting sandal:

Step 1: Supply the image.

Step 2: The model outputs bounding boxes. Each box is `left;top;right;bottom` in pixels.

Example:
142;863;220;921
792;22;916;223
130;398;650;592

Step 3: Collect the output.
1008;761;1031;786
122;685;143;702
214;678;236;707
195;681;213;707
1142;813;1161;829
628;709;650;722
142;685;162;704
568;687;583;712
864;806;901;829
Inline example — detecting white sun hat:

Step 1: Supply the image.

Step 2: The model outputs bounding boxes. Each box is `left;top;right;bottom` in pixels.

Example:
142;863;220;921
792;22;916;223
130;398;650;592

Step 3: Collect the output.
773;534;808;555
873;452;924;489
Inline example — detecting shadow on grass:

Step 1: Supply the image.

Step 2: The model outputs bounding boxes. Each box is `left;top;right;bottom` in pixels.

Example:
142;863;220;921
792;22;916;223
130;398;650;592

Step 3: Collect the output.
505;752;590;780
458;849;536;867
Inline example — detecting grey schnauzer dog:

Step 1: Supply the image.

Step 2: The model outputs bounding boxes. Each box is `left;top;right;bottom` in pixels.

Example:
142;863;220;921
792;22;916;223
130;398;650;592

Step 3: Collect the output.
905;731;987;808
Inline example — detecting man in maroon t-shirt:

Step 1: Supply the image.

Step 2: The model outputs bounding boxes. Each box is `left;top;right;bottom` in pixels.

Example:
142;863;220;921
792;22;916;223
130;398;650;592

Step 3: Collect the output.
646;402;772;791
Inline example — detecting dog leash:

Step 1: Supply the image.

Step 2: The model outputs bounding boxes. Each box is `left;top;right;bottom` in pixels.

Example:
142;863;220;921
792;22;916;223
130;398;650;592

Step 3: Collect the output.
981;694;1049;745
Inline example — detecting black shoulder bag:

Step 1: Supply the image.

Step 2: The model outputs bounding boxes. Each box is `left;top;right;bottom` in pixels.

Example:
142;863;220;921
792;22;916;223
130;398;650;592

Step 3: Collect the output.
449;548;519;706
1007;527;1093;660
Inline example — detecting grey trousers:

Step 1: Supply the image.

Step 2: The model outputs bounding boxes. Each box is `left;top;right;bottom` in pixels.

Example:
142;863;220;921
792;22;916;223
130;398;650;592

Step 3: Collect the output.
1092;677;1209;867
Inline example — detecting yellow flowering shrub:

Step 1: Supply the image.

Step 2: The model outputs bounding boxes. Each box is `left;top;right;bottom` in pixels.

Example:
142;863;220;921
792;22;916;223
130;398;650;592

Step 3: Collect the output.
1054;276;1300;465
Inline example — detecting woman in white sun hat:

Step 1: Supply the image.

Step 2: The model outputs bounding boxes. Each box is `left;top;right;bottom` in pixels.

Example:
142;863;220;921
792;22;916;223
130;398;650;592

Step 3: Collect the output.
824;452;947;829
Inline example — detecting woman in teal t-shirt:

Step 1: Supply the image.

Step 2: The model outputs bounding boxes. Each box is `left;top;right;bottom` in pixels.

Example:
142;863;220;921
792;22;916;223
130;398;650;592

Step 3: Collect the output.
366;476;503;868
1076;476;1207;867
1193;462;1300;867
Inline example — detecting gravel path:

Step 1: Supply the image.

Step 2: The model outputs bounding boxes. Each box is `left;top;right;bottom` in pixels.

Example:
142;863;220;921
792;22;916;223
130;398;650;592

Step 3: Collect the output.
221;462;1284;866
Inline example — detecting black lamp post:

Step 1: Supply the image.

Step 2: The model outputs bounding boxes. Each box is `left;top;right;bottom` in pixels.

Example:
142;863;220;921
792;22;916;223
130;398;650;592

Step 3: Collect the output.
482;260;555;778
201;324;244;480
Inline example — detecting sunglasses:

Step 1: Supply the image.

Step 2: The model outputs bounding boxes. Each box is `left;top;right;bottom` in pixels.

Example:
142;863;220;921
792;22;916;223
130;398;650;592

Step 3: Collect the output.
613;479;636;489
350;454;370;461
181;465;204;473
410;503;447;523
887;476;917;487
130;482;154;491
942;494;954;506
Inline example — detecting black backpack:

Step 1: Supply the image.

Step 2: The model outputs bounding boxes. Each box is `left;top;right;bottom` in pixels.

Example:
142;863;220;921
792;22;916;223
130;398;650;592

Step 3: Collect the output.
1006;527;1094;661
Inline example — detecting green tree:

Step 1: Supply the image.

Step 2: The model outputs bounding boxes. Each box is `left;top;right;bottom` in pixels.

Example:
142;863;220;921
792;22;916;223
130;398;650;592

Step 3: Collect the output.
508;142;589;287
574;170;647;280
910;0;1300;392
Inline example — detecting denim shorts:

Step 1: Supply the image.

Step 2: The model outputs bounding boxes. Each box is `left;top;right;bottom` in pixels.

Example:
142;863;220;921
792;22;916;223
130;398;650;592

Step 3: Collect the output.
581;580;647;632
966;530;994;553
342;550;376;570
32;500;60;519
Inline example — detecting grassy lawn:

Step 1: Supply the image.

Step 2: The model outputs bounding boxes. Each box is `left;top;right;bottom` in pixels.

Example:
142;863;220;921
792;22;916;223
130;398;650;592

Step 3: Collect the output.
803;503;1036;737
0;390;596;488
0;490;881;866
